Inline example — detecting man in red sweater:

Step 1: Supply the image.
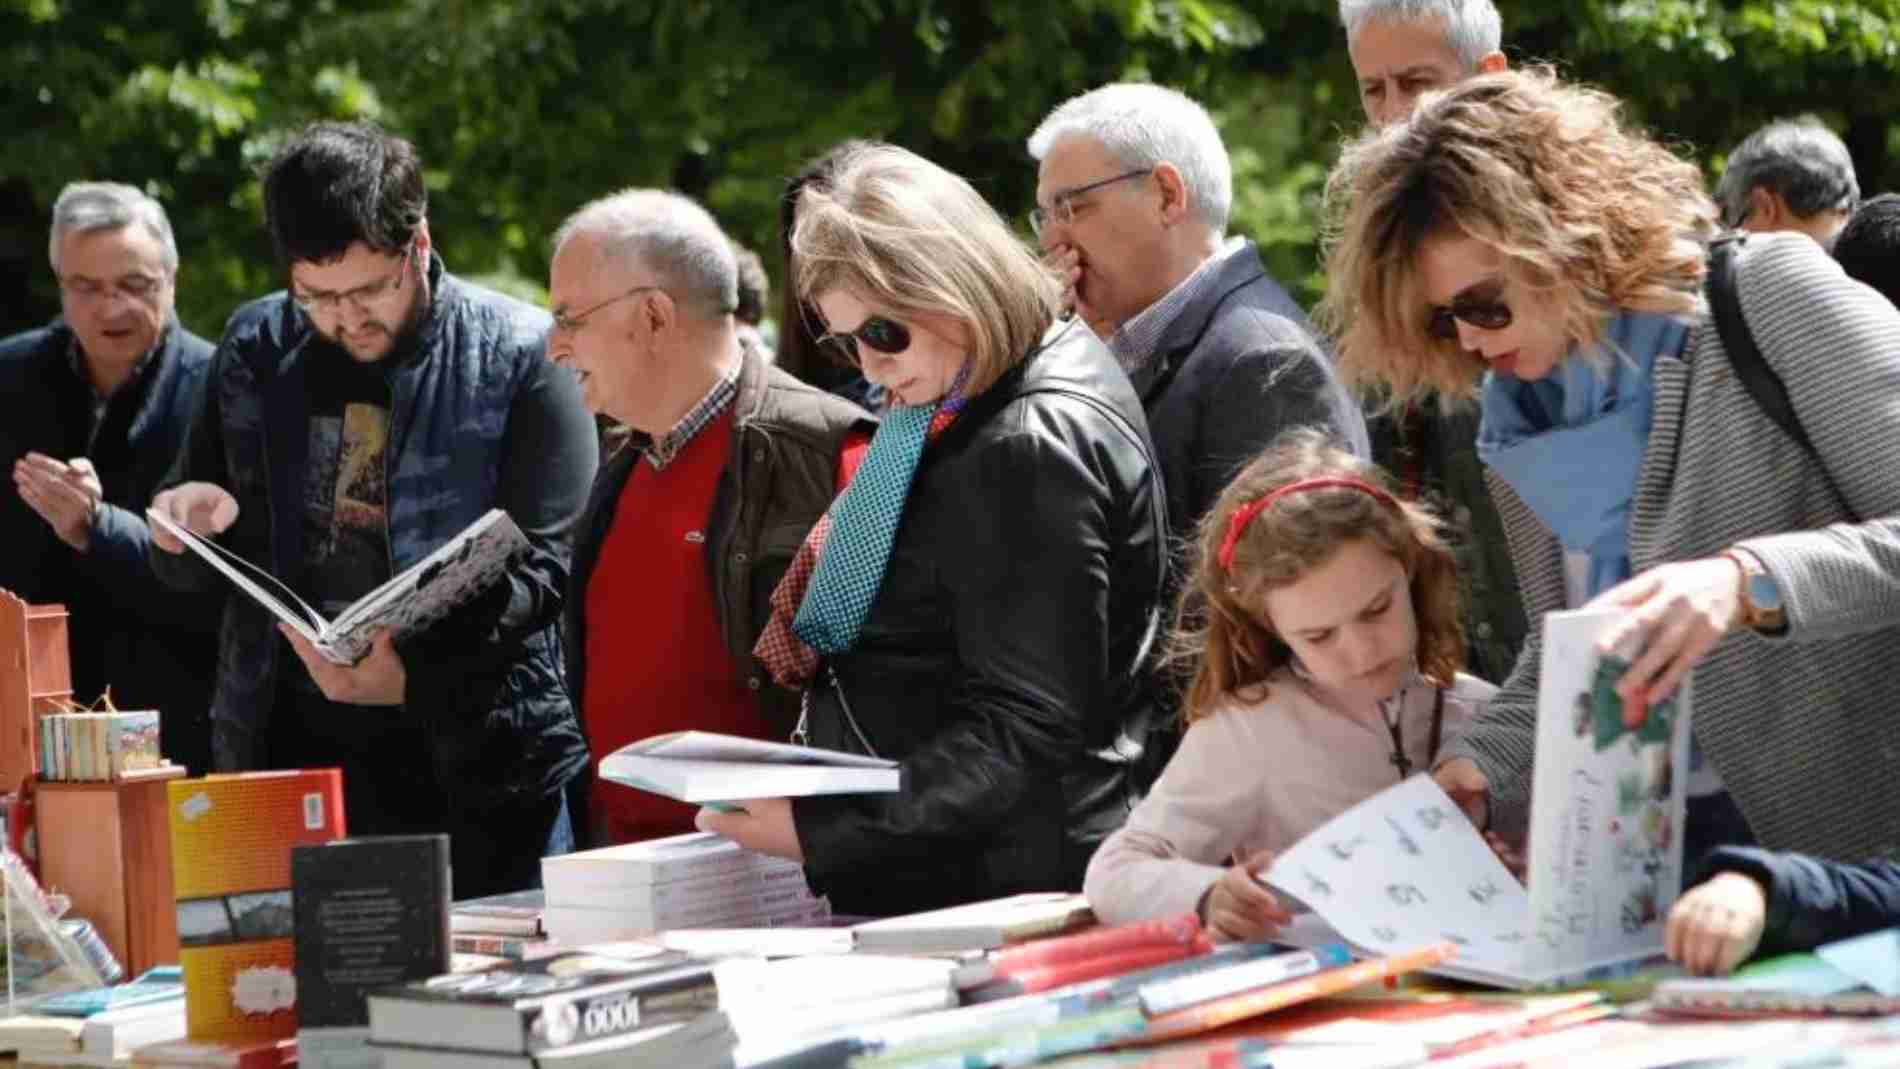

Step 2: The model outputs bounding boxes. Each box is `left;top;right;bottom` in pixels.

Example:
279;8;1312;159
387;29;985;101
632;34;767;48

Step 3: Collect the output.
549;190;870;846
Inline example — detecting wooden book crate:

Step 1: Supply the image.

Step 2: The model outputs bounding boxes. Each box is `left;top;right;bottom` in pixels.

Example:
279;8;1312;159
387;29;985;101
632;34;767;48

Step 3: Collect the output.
37;767;186;976
0;590;73;793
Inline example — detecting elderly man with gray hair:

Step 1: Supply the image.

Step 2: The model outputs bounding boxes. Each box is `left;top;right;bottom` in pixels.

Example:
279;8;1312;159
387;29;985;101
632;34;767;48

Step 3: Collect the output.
1717;116;1861;249
1;181;219;771
1341;0;1506;127
1029;83;1367;780
548;189;869;847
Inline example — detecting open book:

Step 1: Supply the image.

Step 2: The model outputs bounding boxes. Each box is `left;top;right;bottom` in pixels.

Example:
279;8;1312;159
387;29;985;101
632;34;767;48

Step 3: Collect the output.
1270;606;1693;990
147;506;525;665
597;731;900;805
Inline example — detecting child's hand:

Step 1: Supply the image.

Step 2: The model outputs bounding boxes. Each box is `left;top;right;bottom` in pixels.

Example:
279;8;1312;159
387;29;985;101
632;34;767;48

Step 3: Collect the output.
1433;758;1491;830
1666;871;1767;976
1485;831;1528;883
1198;849;1292;943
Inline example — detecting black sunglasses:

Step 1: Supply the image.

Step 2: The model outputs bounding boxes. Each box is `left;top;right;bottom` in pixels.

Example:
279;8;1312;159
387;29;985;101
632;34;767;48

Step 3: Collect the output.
1427;280;1513;341
816;315;912;364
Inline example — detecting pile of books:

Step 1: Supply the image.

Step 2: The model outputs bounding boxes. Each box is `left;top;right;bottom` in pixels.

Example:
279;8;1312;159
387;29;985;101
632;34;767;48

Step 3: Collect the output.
37;711;163;781
538;833;828;943
715;955;958;1064
0;967;186;1068
450;890;555;963
364;947;733;1069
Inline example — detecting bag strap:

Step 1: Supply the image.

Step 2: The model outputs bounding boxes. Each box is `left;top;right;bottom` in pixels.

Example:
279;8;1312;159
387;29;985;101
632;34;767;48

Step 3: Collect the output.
1704;235;1859;521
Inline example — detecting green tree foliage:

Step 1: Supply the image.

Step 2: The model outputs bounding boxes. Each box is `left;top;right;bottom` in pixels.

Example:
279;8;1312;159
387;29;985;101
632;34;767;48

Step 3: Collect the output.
5;0;1898;337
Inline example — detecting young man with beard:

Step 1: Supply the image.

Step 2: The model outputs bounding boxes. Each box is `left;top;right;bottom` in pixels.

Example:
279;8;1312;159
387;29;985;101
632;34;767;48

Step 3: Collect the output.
150;121;597;896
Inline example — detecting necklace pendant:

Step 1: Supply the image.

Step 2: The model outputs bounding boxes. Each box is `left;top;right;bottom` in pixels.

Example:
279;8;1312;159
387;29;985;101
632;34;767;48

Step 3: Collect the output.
1391;752;1412;778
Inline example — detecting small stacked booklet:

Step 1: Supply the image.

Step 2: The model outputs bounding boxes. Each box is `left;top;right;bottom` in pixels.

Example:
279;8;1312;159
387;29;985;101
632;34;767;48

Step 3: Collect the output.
147;506;525;665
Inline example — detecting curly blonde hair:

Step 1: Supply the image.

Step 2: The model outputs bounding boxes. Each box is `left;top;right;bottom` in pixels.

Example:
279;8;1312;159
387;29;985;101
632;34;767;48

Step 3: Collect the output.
1317;66;1718;408
791;142;1061;397
1168;429;1464;725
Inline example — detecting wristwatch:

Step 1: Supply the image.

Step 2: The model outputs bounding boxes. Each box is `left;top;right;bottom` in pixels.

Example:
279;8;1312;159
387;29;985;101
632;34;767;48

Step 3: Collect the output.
1722;548;1787;635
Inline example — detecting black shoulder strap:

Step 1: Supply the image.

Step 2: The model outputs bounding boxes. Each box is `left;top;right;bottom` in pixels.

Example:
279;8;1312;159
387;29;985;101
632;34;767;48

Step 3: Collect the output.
1706;237;1818;456
1705;236;1858;521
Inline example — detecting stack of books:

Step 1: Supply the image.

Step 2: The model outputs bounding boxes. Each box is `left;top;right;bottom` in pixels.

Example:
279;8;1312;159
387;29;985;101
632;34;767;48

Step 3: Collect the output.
0;968;186;1067
364;948;731;1069
37;711;164;781
130;1038;299;1069
714;955;958;1064
450;891;555;962
538;833;827;943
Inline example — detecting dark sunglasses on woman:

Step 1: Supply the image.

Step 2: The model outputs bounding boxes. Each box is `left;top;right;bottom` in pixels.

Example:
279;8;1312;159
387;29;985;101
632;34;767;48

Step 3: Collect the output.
1427;280;1514;341
817;315;912;365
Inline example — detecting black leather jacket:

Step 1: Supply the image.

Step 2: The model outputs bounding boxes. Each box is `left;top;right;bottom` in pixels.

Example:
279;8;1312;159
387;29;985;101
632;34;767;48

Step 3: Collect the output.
790;320;1166;917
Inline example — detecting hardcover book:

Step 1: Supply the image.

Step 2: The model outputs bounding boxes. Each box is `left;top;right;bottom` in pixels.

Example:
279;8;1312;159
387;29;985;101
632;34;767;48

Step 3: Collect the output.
292;835;451;1032
365;948;718;1055
148;507;524;665
168;770;347;1042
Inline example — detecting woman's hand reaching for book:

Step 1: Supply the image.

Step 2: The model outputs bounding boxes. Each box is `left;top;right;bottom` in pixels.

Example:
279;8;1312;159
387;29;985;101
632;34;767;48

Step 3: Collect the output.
280;625;407;706
696;797;804;863
1197;849;1291;943
1666;871;1767;976
151;481;240;553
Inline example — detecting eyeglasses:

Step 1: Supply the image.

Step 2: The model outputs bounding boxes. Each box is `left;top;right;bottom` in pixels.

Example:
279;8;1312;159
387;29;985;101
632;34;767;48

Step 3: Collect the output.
551;285;663;334
816;315;912;365
1426;280;1514;341
1029;168;1154;238
59;273;164;302
292;243;414;316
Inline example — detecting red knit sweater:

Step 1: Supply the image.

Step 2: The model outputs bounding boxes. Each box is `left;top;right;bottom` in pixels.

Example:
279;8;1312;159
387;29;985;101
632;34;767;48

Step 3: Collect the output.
581;408;768;843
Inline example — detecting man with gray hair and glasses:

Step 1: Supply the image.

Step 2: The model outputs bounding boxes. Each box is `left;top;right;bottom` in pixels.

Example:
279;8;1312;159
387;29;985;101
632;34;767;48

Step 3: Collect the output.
547;189;868;847
1717;116;1860;250
1029;83;1367;781
1;181;219;771
1341;0;1506;127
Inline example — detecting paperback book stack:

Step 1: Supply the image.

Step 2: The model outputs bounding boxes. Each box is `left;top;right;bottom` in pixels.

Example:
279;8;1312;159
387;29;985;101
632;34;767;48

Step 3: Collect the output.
714;956;957;1066
36;712;163;782
538;833;828;943
365;948;733;1069
449;891;555;963
0;967;186;1068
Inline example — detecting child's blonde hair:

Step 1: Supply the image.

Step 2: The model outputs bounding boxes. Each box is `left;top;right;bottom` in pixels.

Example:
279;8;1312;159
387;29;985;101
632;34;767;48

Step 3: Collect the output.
1169;428;1465;724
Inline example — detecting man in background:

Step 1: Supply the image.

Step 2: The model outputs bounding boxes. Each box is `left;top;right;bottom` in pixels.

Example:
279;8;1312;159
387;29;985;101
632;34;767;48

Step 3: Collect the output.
1717;117;1860;249
1;182;218;772
1834;192;1900;308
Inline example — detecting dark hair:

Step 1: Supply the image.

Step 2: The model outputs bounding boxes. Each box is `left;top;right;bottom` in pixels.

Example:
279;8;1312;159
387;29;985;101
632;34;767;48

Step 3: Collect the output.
774;140;871;384
263;120;427;267
1834;193;1900;309
731;240;769;326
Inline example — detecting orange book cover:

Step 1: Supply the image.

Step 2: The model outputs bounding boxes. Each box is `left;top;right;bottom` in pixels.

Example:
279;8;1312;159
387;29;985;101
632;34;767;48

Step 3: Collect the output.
168;770;346;1043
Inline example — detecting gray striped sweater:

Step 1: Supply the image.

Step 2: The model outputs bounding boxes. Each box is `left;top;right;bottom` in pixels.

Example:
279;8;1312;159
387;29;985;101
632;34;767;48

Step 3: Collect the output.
1446;232;1900;862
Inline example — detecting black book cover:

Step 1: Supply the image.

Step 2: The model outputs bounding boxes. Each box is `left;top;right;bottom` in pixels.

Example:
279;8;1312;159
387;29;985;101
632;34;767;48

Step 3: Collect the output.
369;949;718;1053
291;834;452;1030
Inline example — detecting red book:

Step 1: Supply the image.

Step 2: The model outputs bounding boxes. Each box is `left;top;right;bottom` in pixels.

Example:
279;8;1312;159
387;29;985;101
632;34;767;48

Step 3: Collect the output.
965;939;1210;1000
957;912;1203;990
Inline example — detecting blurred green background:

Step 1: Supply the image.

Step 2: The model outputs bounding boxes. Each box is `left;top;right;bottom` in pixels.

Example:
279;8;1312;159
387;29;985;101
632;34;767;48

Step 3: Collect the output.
6;0;1898;339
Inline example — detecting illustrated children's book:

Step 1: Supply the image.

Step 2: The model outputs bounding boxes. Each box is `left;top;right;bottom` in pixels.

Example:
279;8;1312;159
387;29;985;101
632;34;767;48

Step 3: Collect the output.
1267;606;1692;990
147;507;524;666
168;770;347;1042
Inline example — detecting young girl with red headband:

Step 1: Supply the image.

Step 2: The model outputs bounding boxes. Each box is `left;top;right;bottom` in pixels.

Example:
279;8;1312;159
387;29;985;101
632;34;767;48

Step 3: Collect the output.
1084;429;1496;942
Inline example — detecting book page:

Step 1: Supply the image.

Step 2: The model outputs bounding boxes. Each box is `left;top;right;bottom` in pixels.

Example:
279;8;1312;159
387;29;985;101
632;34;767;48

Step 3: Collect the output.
1524;607;1691;983
621;731;898;768
1264;775;1533;983
146;508;327;641
318;509;525;663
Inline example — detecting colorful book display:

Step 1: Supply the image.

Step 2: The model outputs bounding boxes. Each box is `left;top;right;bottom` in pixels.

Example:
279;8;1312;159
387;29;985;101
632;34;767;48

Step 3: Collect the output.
167;770;347;1042
1266;605;1691;989
36;711;164;782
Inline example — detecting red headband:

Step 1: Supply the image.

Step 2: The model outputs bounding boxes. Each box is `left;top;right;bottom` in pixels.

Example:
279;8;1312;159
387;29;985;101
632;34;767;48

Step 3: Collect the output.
1217;477;1401;573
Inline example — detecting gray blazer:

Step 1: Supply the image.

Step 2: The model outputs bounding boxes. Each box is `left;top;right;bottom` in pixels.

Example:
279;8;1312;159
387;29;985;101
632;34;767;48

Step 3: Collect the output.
1446;233;1900;862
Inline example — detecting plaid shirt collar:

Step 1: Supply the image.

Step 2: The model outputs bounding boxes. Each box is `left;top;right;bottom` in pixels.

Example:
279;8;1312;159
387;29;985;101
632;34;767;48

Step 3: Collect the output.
644;355;741;470
1107;236;1243;374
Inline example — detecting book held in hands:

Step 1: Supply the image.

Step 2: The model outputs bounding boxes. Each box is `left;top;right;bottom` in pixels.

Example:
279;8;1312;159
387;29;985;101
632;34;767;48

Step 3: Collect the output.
148;506;525;665
596;731;900;805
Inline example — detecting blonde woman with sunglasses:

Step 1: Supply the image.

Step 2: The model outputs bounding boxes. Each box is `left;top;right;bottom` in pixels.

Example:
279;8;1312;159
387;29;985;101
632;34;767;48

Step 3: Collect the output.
1319;67;1900;884
697;142;1168;918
